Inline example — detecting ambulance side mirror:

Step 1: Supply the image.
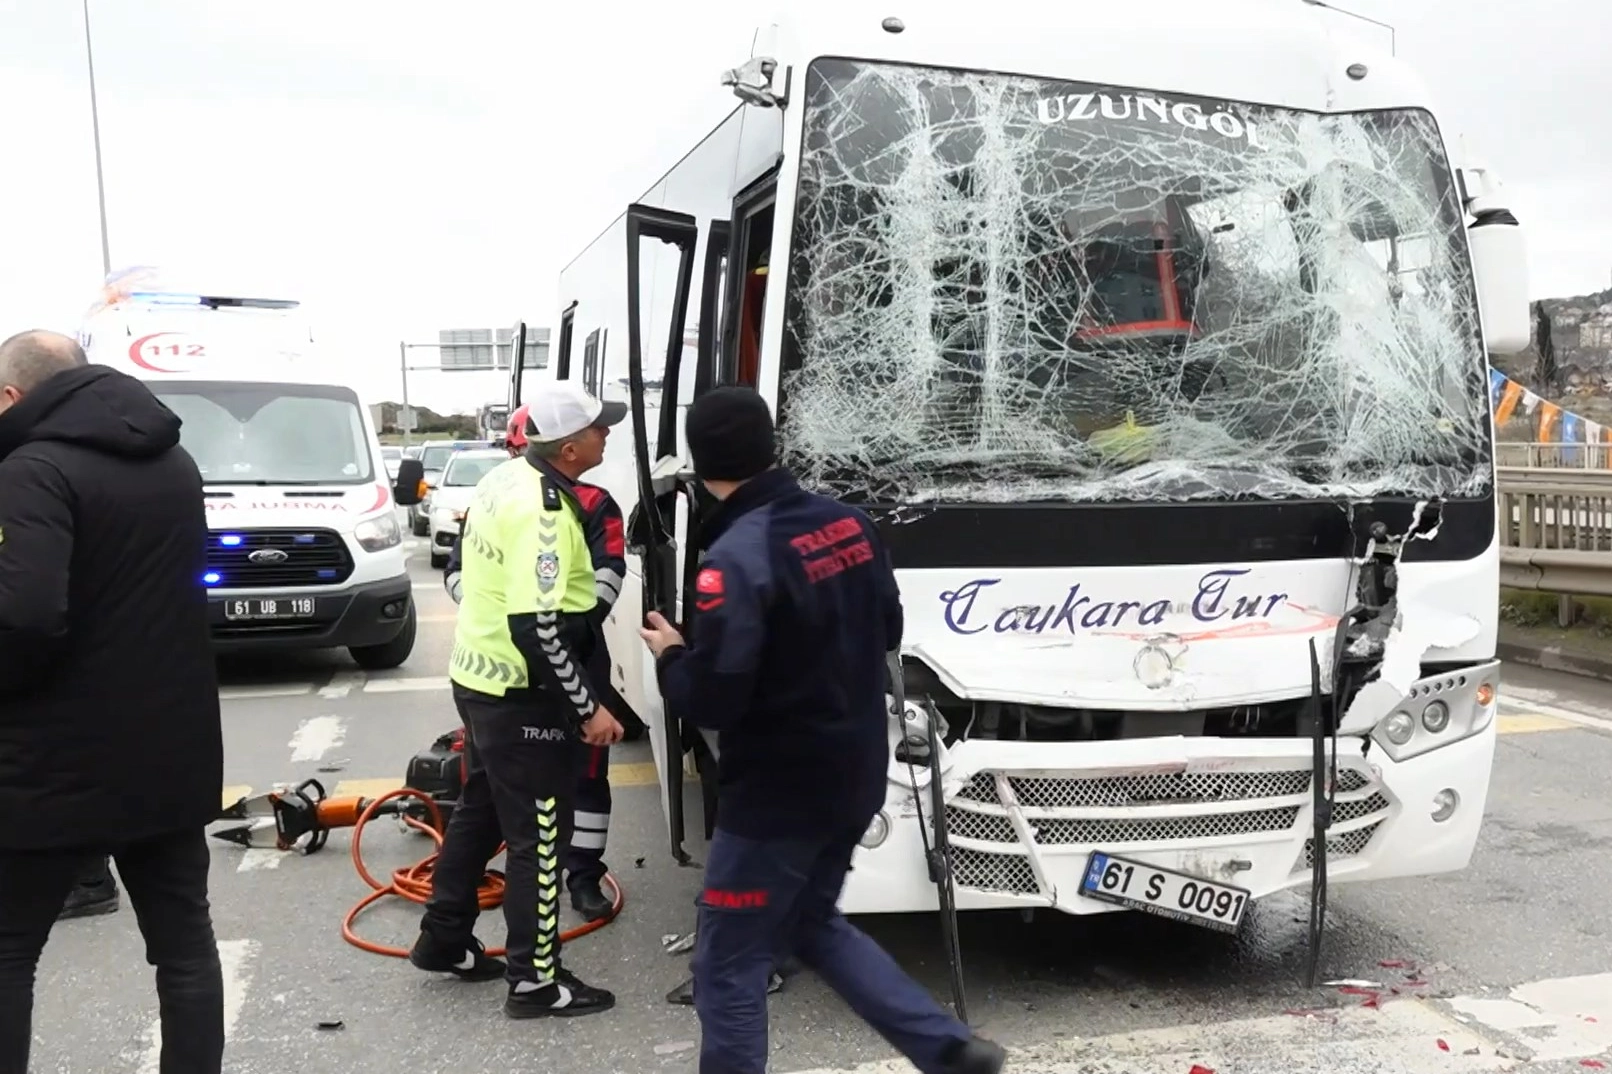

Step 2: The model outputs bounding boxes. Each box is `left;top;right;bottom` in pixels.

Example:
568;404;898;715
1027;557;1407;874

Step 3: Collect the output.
393;459;425;506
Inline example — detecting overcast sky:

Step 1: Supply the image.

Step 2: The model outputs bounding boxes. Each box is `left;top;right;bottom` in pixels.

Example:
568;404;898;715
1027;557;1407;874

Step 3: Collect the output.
1;0;1605;413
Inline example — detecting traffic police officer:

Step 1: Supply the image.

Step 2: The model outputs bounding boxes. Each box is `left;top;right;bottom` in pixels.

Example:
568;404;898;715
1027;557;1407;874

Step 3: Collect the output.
411;381;625;1020
639;387;1008;1074
442;401;635;921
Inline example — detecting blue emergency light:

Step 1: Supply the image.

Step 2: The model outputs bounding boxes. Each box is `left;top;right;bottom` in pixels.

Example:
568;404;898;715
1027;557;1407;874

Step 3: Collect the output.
203;571;222;586
219;533;243;547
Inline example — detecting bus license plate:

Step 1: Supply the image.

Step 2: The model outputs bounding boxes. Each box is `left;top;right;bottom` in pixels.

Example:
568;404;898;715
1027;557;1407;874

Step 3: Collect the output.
223;597;317;621
1079;851;1249;933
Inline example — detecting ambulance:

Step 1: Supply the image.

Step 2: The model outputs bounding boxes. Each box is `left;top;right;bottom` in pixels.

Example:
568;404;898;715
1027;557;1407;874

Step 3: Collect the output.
78;285;420;670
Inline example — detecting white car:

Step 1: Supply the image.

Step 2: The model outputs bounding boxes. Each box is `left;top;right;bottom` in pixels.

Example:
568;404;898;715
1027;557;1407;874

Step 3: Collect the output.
426;449;508;568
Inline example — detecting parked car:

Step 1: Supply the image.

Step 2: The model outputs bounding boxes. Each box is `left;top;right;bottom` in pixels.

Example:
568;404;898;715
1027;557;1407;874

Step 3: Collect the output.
406;439;494;535
427;448;507;567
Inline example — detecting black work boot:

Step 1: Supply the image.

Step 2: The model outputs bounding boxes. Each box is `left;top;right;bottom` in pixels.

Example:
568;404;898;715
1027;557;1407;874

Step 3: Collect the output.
504;967;615;1019
939;1036;1008;1074
57;878;119;921
569;878;615;922
407;932;506;982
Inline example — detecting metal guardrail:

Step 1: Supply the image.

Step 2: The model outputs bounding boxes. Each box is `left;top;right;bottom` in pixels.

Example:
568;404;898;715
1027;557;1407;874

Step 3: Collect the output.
1497;466;1612;596
1496;442;1612;470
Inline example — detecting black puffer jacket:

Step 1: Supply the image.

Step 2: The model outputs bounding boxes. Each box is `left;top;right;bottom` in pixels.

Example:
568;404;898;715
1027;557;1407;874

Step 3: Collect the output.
0;365;222;850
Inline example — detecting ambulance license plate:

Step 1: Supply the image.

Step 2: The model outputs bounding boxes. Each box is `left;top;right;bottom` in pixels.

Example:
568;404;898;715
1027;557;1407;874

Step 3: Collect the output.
1079;851;1249;933
223;597;318;621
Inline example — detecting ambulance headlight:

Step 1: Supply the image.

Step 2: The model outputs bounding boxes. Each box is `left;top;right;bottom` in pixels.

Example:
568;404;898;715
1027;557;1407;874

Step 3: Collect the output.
354;513;402;552
860;811;890;849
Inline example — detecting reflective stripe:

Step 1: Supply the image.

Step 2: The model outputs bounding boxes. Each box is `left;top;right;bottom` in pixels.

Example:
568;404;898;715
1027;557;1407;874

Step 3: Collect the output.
570;829;607;850
595;567;623;605
574;810;610;829
533;796;561;980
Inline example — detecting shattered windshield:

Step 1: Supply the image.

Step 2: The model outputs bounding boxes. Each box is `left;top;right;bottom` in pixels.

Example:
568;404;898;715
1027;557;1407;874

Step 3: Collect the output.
777;59;1489;505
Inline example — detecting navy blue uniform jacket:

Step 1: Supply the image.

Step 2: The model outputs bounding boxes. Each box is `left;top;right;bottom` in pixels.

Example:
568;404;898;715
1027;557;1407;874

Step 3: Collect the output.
654;468;903;841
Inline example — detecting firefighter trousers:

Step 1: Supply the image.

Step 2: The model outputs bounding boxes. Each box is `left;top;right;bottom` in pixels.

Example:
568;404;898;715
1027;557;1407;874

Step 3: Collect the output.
566;636;618;891
422;683;575;986
691;825;970;1074
567;741;611;892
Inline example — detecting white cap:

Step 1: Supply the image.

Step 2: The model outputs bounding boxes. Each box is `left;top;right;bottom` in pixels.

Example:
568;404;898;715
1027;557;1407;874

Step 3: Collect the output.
525;381;628;443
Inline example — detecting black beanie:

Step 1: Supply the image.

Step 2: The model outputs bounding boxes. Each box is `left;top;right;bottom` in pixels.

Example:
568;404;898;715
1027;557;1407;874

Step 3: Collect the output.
686;386;776;481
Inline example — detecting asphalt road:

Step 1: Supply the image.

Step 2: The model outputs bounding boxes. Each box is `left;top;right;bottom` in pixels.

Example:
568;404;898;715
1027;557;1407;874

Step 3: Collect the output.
24;537;1612;1073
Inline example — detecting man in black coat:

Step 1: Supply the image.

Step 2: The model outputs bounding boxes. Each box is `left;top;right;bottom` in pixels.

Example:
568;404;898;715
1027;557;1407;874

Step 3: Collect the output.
0;330;226;1073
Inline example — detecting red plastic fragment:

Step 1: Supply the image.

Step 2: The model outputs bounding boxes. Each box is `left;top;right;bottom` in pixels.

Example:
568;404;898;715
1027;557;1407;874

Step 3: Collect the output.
1436;1039;1450;1052
1379;959;1410;968
1578;1060;1603;1069
1187;1066;1216;1074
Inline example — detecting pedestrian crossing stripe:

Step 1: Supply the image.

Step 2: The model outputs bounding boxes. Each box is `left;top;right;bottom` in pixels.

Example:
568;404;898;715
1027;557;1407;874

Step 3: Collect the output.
218;762;662;811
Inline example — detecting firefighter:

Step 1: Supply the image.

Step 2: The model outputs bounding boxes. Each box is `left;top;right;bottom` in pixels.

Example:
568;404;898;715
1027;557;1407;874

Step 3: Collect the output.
409;381;625;1019
639;386;1007;1074
443;402;635;921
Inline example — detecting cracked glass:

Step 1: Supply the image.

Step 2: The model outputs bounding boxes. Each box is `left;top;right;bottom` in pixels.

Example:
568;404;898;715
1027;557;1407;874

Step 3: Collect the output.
777;59;1489;506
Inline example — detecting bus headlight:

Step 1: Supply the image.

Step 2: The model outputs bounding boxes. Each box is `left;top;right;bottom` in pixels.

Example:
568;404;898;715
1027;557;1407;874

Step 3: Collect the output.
354;513;402;552
1421;699;1451;733
1382;711;1416;745
860;811;891;849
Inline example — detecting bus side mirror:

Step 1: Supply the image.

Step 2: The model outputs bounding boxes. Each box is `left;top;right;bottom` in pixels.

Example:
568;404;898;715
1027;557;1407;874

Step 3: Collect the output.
394;459;425;506
1468;209;1530;355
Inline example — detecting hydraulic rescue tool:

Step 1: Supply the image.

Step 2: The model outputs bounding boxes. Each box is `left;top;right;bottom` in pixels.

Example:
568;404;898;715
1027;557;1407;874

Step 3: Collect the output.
213;759;624;958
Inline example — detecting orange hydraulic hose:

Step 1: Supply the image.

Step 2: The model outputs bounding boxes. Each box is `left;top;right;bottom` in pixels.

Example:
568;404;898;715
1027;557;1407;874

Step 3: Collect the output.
341;787;623;957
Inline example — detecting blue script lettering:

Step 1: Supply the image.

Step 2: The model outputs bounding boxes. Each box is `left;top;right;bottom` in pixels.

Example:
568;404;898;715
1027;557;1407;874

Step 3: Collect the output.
939;570;1290;636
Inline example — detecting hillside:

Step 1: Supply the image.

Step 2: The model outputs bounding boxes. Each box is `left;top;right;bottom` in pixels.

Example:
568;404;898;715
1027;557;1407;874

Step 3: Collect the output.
1492;286;1612;432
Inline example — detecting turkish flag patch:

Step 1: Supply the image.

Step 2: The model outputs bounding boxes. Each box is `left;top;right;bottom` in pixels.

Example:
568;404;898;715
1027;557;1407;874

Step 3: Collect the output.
696;568;724;595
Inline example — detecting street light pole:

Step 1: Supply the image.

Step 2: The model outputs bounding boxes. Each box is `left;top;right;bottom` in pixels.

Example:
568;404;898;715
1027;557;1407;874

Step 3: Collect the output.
82;0;112;277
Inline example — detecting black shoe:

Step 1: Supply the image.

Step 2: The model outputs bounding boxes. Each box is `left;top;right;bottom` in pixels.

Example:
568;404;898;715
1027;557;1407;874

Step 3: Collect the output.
504;967;615;1019
569;880;615;922
939;1036;1008;1074
666;970;784;1006
57;883;119;921
408;932;506;982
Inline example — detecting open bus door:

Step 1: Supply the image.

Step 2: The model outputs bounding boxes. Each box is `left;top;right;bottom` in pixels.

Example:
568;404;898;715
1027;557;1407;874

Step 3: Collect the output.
623;204;731;863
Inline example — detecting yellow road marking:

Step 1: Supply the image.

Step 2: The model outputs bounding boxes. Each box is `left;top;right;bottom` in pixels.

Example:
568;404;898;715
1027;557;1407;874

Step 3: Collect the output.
611;761;658;787
221;784;253;809
1498;712;1577;735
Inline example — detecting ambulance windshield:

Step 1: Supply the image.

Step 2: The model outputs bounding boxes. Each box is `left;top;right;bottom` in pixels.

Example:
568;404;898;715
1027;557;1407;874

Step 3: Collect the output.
776;59;1489;505
154;381;374;486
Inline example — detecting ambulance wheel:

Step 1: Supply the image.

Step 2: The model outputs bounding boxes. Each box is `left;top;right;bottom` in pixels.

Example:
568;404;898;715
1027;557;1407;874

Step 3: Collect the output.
349;602;417;671
429;549;448;569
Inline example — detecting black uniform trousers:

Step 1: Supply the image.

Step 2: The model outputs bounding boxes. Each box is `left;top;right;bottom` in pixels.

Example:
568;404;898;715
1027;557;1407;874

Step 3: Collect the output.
423;682;575;986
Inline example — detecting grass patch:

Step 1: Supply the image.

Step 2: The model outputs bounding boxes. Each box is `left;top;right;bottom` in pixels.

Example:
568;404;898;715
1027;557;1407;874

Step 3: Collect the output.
1500;587;1612;637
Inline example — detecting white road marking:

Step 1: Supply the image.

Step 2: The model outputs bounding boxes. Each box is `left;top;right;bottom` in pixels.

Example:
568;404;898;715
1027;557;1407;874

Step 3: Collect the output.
318;669;366;699
1449;972;1612;1061
235;848;284;872
786;971;1612;1073
288;716;345;762
364;675;452;694
218;684;313;701
135;938;258;1074
784;991;1505;1073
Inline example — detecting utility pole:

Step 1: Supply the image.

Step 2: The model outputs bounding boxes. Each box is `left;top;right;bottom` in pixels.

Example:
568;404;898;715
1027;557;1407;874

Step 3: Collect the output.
83;0;112;276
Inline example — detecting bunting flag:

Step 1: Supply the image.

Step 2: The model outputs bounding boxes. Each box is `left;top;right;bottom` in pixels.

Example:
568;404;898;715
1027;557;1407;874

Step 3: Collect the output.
1487;364;1608;461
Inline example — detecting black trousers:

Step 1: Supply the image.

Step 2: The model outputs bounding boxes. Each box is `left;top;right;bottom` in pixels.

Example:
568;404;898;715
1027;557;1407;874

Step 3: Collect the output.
423;682;576;985
0;826;223;1074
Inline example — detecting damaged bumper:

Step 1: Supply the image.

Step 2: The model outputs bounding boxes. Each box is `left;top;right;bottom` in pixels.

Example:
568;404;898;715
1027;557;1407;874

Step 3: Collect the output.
839;669;1498;918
